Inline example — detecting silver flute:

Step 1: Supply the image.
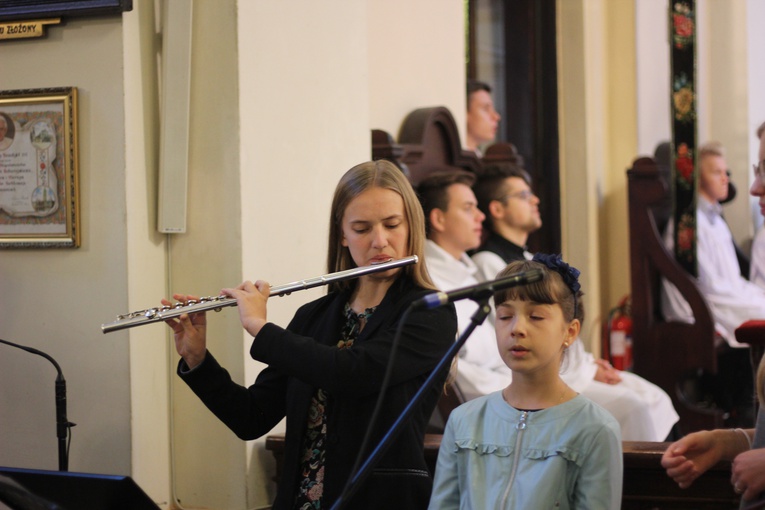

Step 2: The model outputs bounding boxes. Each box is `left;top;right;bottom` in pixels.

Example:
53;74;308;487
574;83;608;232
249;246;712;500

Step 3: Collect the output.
101;255;418;334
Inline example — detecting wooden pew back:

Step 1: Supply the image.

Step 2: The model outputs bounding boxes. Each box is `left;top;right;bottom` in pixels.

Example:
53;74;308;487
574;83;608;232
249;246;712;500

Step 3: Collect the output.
627;156;727;434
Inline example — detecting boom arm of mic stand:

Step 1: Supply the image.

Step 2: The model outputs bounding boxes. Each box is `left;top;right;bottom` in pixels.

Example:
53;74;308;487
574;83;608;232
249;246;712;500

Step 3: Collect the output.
0;338;75;471
330;298;492;510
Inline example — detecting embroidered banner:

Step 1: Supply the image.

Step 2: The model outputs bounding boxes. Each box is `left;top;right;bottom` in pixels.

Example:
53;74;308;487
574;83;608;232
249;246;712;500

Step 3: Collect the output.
670;0;697;275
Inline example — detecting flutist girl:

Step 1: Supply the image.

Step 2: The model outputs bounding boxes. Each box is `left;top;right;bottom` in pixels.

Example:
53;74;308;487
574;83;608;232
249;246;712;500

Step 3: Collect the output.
164;160;457;510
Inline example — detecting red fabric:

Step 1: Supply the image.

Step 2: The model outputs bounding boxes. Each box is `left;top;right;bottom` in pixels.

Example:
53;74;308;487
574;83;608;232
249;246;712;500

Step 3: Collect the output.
734;320;765;345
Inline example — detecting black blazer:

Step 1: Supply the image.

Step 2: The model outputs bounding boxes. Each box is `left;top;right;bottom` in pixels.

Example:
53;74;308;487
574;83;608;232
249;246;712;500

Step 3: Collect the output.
179;275;457;509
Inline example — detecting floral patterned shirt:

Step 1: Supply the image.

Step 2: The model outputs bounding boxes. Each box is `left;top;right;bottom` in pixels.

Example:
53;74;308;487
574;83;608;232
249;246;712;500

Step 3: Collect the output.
293;302;377;510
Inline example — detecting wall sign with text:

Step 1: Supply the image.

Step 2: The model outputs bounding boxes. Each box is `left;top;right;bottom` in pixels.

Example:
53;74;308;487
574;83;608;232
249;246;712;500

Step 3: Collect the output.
0;0;131;40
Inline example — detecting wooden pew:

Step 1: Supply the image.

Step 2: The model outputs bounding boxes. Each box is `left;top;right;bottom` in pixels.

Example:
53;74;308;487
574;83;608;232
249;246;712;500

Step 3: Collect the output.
372;105;481;186
628;157;765;436
264;434;744;508
627;156;727;434
621;441;739;509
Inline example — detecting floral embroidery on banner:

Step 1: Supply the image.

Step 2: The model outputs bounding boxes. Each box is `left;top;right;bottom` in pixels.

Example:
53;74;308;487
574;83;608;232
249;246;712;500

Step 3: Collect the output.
672;2;694;50
670;0;697;276
673;73;694;123
676;212;696;264
675;143;694;188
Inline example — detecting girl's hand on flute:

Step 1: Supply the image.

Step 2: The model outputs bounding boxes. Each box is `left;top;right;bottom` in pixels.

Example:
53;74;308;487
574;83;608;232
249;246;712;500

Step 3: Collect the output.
221;280;270;338
163;294;208;369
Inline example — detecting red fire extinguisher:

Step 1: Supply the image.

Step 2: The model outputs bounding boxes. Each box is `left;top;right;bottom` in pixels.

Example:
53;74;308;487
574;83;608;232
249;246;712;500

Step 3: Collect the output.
605;296;633;371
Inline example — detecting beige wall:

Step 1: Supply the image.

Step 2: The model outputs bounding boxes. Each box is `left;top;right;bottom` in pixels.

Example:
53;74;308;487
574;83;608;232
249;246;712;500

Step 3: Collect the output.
602;0;638;332
166;1;246;508
123;0;171;505
558;0;761;355
0;14;133;477
557;0;613;351
698;0;753;246
636;0;671;157
367;0;467;141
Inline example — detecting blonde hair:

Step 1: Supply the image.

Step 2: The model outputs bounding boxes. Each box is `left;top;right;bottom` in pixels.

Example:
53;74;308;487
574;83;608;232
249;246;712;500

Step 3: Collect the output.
698;141;725;161
326;160;435;292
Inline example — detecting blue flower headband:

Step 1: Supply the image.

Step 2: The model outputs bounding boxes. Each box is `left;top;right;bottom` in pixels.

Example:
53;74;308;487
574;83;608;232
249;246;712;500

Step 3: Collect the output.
532;253;581;310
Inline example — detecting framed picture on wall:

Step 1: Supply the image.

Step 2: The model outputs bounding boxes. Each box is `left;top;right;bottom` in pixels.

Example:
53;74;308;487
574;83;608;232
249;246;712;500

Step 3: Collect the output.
0;1;131;22
0;87;80;248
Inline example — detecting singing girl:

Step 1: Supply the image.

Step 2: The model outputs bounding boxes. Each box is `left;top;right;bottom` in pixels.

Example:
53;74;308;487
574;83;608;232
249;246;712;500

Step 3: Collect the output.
428;254;622;509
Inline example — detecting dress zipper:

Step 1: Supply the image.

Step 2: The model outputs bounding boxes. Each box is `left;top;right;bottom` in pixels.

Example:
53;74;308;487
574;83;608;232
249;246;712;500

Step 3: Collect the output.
499;410;528;508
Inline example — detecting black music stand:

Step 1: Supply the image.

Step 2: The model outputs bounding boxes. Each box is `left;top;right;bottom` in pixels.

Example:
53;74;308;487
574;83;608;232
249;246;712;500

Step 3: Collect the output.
0;467;159;510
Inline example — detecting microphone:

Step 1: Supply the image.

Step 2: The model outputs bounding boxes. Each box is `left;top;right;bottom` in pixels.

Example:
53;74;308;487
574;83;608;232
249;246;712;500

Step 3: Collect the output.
412;268;545;309
0;338;75;471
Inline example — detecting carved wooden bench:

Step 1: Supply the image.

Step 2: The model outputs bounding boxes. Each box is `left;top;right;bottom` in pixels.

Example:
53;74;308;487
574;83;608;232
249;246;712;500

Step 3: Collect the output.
264;434;744;508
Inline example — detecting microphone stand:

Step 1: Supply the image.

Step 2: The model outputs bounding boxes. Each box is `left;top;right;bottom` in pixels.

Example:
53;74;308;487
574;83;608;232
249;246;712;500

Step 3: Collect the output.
331;297;492;510
0;338;75;471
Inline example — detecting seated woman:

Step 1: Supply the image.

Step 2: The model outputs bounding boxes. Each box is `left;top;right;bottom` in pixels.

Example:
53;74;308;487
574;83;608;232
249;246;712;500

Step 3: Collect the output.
429;255;622;509
164;160;457;509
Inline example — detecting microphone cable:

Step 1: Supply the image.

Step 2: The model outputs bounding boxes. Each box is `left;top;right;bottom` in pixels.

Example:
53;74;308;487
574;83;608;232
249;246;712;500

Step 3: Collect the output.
333;305;412;509
332;297;491;509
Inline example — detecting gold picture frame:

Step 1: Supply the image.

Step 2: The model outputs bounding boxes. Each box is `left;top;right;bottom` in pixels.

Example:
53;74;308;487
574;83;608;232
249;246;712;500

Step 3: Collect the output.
0;87;79;248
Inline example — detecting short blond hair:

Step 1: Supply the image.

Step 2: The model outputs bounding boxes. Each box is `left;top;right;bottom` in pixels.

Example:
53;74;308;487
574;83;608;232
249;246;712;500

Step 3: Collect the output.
698;141;725;161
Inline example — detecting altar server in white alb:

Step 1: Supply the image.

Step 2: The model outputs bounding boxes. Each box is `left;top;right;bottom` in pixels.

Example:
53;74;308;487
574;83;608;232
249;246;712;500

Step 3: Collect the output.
663;141;765;343
418;167;679;442
416;171;515;402
662;141;762;425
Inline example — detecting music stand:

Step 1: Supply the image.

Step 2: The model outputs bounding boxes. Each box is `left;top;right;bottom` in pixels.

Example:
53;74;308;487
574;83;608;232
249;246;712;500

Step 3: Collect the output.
0;467;159;510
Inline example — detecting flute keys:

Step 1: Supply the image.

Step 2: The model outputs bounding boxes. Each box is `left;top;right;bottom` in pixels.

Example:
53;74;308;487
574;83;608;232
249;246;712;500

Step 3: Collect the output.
102;257;418;334
117;308;154;320
202;295;226;312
